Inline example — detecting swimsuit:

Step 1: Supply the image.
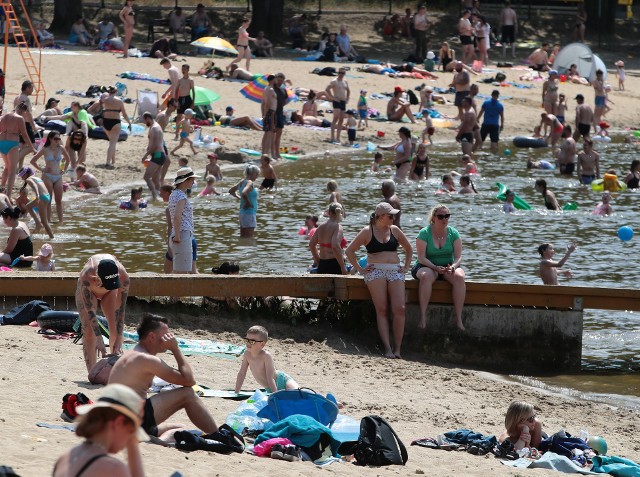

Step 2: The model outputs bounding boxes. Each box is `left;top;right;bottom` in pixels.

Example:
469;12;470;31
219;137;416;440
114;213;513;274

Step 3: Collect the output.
414;157;428;177
363;263;405;283
454;90;469;107
347;128;356;141
9;234;33;267
459;132;473;142
553;123;564;134
595;95;606;107
44;148;64;184
332;100;346;111
317;258;342;275
53;454;109;477
460;35;473;45
578;123;590;136
0;140;19;154
33;177;51;202
395;161;410;169
365;229;399;254
544;194;557;210
102;118;120;131
441;53;453;69
627;173;640;189
263;109;275;132
261;178;275;189
265;370;294;393
150;151;167;166
177;95;193;114
142;398;159;437
179;132;188;139
580;175;596;185
559;163;575;174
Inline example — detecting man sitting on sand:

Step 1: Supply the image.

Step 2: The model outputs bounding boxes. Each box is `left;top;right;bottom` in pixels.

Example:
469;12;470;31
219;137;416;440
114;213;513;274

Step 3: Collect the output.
76;254;130;372
528;43;550;74
109;314;219;442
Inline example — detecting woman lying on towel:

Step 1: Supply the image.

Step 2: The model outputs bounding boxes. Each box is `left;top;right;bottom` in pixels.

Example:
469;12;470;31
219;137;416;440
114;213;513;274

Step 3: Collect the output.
362;62;437;80
499;401;544;451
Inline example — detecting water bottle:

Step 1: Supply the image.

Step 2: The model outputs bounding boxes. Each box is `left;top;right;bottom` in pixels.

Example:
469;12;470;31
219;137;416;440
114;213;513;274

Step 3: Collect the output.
579;429;589;442
517;447;531;458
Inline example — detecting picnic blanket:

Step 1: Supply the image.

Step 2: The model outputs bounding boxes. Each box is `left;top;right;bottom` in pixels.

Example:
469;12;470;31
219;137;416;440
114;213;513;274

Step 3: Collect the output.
117;72;169;84
121;331;245;358
501;452;597;475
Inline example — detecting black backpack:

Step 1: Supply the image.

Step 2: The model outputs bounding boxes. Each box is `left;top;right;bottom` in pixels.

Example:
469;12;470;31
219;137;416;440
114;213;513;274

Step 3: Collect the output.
338;415;408;466
174;424;245;454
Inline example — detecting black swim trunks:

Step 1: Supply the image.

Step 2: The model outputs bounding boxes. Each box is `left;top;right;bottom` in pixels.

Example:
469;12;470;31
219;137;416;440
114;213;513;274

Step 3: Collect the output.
150;151;167;166
332;100;346;111
454;90;469;107
261;178;275;189
578;123;591;137
142;398;159;437
459;132;473;143
19;123;36;144
263;110;275;132
531;64;547;72
102;118;120;131
559;162;575;175
276;112;286;129
317;258;343;275
347;129;356;141
177;95;193;114
501;25;515;44
460;35;473;45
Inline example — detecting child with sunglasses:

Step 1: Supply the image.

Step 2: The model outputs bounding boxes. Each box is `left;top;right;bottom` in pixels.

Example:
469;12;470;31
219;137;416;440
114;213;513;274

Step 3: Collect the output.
500;401;544;451
234;325;299;394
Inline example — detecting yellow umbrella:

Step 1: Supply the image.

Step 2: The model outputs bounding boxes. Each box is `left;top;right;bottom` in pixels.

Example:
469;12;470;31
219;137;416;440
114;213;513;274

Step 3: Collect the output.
190;37;238;56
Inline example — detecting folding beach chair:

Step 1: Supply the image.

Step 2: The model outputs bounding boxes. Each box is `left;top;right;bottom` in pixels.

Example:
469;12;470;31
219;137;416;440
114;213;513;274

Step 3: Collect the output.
134;89;159;120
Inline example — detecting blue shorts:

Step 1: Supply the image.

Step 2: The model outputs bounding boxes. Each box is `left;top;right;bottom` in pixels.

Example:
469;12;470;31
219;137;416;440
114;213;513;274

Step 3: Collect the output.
358;109;367;119
165;237;197;261
595;96;606;107
265;370;294;393
556;115;565;124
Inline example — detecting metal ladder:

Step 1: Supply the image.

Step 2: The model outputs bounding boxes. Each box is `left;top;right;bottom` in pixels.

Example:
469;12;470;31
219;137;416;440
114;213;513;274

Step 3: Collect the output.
1;0;46;104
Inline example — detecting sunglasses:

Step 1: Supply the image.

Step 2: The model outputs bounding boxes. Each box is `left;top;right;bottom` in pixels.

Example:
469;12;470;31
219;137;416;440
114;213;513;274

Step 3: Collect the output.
436;213;451;220
525;415;536;423
245;338;264;345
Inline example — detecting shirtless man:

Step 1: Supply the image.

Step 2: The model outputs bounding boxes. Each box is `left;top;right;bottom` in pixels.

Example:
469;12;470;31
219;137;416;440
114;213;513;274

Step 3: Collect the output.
160;58;180;106
156;101;177;132
456;96;476;156
173;64;195;141
539;242;576;286
109;314;219;441
592;69;606;127
68;165;101;194
573;94;594;141
499;0;517;58
458;9;474;65
528;43;550;74
381;180;401;228
76;254;130;372
14;80;40;166
140;112;168;200
325;68;350;144
261;75;277;157
214;106;262;131
450;62;470;120
226;64;254;81
555;125;576;175
576;139;600;185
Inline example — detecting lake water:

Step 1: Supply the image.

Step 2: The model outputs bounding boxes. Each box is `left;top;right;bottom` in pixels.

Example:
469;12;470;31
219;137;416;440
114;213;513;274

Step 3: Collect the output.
2;138;638;408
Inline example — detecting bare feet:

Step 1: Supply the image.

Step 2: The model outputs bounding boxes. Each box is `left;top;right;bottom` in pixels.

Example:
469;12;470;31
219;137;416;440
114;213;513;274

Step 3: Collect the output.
455;320;466;331
383;350;396;359
394;352;402;359
418;317;427;329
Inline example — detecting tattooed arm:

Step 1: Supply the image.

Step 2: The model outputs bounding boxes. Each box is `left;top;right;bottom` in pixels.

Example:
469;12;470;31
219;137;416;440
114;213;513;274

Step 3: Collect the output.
75;269;105;371
112;265;130;355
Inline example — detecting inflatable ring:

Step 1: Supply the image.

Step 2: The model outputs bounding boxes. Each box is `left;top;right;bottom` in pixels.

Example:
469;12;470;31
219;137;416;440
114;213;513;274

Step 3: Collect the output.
592;135;611;143
36;310;79;332
88;127;129;142
513;136;548;148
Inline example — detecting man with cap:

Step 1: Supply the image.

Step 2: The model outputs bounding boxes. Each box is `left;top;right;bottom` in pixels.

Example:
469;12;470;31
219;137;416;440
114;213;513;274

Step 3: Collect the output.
573;93;594;141
76;254;130;372
325;68;350;144
141;112;168;200
477;89;504;153
109;314;219;441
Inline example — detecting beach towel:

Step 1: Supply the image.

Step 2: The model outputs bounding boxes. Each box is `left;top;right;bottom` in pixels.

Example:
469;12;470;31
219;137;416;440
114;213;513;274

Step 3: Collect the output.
117;72;169;84
501;452;597;475
121;330;245;358
591;455;640;476
257;389;339;426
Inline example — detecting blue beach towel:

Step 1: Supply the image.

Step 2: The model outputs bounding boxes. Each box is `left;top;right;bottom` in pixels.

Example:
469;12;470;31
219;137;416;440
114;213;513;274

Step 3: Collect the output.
255;414;341;456
591;455;640;477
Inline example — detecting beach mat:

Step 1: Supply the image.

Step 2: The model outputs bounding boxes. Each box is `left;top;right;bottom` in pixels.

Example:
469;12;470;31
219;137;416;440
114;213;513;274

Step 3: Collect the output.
193;385;256;400
122;331;245;359
36;422;75;432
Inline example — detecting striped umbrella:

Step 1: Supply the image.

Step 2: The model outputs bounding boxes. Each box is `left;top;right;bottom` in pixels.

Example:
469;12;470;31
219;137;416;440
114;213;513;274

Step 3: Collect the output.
240;75;297;104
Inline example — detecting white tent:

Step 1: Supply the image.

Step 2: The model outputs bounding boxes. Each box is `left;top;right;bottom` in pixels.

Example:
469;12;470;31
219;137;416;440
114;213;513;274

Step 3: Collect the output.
552;42;607;83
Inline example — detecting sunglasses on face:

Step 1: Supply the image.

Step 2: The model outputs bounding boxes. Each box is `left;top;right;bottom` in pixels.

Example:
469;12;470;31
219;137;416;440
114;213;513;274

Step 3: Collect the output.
245;338;264;345
436;213;451;220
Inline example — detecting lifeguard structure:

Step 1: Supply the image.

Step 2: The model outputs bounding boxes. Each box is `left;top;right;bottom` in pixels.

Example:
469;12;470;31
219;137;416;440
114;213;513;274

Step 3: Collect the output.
1;0;46;104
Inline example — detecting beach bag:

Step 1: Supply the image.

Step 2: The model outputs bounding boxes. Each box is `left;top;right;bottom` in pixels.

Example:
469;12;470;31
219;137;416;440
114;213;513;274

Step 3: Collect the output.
539;432;590;458
88;354;120;385
317;66;336;76
339;415;408;466
61;392;93;422
175;424;245;453
257;388;339;426
406;89;419;105
1;300;50;325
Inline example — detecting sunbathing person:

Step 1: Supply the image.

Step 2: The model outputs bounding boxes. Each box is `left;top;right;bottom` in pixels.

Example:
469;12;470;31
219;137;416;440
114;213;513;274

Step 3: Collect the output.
291;111;331;128
213;105;262;131
499;401;544;451
362;62;437;79
109;314;219;442
225;64;255;81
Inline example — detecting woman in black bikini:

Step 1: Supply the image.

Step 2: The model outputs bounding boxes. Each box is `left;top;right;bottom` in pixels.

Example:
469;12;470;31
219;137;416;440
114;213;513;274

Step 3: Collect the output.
227;18;255;72
439;41;456;72
102;86;132;169
309;202;347;275
624;159;640;189
52;384;145;477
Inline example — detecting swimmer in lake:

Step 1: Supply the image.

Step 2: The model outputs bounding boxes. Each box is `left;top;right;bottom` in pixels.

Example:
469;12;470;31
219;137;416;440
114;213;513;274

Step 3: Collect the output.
538;241;576;285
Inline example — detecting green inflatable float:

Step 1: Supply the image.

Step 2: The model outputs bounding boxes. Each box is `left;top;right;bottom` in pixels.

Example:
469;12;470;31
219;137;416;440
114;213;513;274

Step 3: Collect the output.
495;182;532;210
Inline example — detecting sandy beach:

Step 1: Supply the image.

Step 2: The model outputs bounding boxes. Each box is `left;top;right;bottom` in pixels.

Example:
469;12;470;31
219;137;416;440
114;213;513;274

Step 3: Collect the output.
1;27;640;476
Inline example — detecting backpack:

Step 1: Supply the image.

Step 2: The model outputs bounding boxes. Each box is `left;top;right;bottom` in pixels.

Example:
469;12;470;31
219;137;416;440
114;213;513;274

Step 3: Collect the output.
174;424;245;453
0;300;50;326
406;89;419;105
338;415;408;466
61;392;93;422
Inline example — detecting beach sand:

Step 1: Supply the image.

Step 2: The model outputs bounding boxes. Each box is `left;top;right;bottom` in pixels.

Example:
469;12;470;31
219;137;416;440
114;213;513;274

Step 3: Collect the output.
1;43;640;476
1;308;639;476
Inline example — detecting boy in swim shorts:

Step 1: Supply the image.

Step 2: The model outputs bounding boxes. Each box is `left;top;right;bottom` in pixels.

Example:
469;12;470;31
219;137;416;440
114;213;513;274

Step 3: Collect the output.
234;325;299;394
170;109;197;156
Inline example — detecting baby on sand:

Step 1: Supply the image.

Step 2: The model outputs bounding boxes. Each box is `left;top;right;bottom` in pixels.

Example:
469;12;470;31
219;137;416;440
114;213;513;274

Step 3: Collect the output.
235;325;299;393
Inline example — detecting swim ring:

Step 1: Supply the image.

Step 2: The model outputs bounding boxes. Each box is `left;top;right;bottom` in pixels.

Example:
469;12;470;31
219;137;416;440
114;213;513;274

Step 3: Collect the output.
592;135;611;143
37;310;79;333
512;136;548;148
591;173;627;192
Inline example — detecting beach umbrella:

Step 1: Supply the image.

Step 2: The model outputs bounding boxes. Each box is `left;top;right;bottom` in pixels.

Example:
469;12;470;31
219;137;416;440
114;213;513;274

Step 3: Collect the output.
194;86;220;106
190;37;238;56
240;75;297;104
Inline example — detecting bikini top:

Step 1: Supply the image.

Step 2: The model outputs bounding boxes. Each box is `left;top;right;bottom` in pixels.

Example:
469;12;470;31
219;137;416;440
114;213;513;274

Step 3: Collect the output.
365;228;399;254
396;144;405;153
44;147;62;164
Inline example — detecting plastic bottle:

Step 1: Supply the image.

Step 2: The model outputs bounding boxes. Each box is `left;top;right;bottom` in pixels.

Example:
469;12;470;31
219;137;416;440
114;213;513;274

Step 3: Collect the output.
517;447;531;458
579;429;589;442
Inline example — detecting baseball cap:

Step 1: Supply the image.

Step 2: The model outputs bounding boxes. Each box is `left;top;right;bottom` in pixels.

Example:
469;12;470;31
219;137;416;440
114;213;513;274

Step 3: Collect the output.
548;69;558;76
575;94;584;100
76;384;149;442
97;259;120;290
394;86;403;94
207;152;218;160
184;108;195;116
375;202;400;216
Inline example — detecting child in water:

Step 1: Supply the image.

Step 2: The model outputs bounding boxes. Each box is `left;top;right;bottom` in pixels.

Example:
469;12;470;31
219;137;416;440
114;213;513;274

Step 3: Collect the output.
409;143;430;180
499;401;544;451
20;243;56;271
122;187;146;210
198;176;221;196
171;108;197;155
205;153;223;181
259;155;277;190
438;174;456;193
458;175;477;194
234;325;299;394
421;114;435;145
371;152;386;173
538;241;576;285
592;192;613;216
503;189;516;213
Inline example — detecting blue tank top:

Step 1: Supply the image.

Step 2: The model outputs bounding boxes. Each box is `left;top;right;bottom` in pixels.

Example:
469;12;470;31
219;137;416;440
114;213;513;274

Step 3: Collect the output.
239;179;258;215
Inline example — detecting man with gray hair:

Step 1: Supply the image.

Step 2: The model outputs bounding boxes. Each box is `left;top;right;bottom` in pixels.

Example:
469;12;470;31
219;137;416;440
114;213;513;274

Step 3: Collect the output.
381;180;401;228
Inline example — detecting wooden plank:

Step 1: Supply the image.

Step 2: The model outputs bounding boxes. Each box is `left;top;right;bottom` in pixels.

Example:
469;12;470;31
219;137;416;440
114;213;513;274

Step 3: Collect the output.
1;273;639;312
